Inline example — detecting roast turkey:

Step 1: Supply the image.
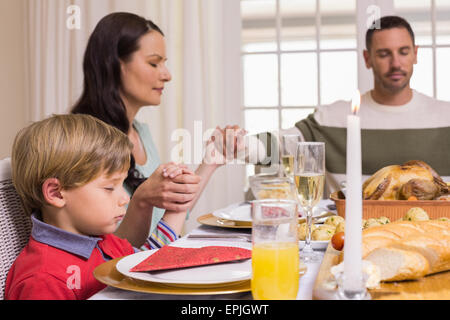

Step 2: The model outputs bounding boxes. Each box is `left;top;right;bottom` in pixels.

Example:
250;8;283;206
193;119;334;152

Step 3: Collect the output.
362;160;448;200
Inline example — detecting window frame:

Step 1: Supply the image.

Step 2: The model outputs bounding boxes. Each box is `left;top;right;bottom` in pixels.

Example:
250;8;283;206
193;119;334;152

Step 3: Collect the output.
241;0;359;132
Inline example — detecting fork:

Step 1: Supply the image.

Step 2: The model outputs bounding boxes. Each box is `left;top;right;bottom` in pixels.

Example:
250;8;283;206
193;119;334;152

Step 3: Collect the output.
187;234;252;242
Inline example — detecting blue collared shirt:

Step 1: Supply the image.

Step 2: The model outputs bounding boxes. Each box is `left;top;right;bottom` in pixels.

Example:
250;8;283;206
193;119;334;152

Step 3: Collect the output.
31;213;138;261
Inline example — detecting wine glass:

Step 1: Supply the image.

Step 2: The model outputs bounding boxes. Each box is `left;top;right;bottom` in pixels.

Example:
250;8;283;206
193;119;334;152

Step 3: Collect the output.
294;142;325;262
280;135;302;179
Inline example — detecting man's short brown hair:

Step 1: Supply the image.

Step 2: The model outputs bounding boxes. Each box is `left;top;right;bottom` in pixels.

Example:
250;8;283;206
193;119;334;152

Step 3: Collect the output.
366;15;415;51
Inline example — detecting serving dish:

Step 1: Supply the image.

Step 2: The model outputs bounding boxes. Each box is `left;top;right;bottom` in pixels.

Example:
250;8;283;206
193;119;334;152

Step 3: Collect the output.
330;191;450;221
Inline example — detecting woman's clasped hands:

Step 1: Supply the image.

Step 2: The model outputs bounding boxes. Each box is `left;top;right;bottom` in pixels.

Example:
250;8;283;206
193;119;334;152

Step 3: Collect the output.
135;162;201;213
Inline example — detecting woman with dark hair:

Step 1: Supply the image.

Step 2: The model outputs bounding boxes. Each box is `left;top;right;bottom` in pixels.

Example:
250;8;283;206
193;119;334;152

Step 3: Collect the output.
72;12;242;250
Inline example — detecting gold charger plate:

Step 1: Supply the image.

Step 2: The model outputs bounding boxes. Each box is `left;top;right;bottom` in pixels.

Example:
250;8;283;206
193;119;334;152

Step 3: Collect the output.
93;256;251;295
197;213;252;229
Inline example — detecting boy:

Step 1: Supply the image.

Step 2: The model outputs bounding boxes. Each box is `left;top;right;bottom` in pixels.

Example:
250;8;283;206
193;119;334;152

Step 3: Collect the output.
5;114;137;300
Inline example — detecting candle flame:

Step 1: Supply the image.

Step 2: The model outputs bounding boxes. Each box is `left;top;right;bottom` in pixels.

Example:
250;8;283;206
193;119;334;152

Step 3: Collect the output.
351;90;361;114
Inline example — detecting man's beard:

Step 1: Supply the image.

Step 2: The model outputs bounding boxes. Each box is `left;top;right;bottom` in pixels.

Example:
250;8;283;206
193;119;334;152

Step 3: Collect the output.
375;68;411;94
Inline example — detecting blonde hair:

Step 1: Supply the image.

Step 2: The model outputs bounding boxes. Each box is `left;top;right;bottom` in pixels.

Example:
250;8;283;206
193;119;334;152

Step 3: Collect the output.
12;114;133;214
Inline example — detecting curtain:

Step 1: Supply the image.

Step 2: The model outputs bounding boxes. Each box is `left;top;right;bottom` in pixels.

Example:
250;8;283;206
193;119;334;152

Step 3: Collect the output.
24;0;161;121
24;0;245;233
179;0;245;232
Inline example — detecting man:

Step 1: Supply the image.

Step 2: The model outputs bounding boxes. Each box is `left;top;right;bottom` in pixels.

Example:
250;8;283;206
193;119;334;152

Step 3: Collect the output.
250;15;450;196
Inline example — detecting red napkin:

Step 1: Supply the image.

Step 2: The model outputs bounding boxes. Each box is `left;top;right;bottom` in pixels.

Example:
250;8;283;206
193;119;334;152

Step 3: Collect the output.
130;246;251;272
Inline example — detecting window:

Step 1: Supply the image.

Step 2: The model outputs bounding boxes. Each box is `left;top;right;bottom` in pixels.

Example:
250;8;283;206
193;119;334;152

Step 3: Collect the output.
394;0;450;100
241;0;358;136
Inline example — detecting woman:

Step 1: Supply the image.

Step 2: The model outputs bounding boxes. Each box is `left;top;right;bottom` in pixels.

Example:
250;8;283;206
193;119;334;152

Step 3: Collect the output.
72;12;244;250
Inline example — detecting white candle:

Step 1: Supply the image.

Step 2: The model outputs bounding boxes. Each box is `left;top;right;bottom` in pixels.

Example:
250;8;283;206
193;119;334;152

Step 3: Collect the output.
344;90;363;292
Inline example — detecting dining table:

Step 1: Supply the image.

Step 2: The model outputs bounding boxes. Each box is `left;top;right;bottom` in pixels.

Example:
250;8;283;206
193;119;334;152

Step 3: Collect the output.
89;200;334;301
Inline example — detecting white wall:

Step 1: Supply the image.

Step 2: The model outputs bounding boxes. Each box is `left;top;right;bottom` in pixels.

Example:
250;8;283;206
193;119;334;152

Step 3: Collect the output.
0;0;27;159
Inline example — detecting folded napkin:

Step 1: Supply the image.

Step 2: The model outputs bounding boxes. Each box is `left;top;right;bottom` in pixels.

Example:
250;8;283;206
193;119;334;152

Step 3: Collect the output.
130;246;251;272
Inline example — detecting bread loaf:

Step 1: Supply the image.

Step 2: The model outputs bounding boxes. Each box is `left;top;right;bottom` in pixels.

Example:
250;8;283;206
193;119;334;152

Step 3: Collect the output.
361;220;450;281
366;247;430;281
362;220;449;256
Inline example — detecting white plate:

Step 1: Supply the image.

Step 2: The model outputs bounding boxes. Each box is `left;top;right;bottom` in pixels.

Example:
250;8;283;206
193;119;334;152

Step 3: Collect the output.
299;240;329;250
116;250;252;285
212;203;252;223
212;200;336;224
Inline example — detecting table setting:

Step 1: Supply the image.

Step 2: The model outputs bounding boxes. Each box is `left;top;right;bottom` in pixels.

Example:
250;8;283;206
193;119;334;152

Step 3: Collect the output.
90;197;336;300
91;228;254;300
91;90;450;301
90;219;330;300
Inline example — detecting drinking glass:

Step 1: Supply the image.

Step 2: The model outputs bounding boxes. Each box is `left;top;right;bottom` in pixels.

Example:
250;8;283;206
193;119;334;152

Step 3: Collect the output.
294;142;325;262
249;174;297;201
251;199;299;300
280;134;302;178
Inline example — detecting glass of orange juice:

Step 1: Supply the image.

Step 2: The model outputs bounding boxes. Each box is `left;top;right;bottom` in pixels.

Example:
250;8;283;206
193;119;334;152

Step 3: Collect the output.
251;199;299;300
